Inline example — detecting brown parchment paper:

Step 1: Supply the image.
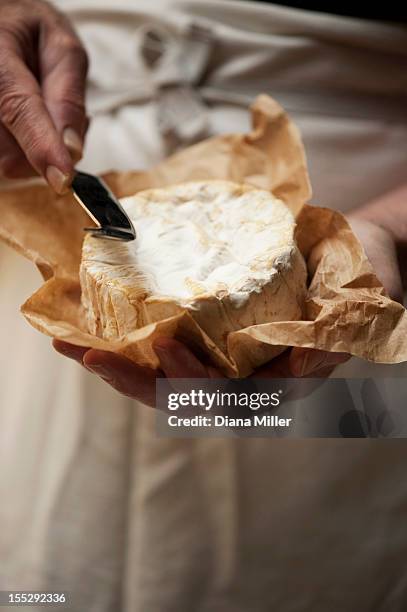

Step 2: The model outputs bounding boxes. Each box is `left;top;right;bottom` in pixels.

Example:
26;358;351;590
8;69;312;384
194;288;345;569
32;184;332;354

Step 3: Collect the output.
1;94;407;377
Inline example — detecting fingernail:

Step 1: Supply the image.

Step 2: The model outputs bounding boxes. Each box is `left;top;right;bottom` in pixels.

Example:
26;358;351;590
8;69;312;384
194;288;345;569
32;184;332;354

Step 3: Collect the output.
63;127;83;159
46;165;71;194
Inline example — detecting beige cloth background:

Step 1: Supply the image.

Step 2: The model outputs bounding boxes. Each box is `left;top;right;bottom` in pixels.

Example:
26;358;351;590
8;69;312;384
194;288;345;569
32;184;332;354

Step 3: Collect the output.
1;1;407;610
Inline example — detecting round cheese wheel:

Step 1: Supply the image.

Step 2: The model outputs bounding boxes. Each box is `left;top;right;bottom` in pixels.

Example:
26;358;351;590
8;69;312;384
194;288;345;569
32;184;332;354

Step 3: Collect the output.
80;181;307;355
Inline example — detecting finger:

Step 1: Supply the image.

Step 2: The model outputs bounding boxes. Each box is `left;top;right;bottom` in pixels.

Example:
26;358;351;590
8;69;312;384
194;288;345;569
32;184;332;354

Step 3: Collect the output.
0;122;35;178
52;338;89;365
347;217;403;303
40;17;89;161
83;349;160;406
0;37;73;192
372;246;402;304
290;348;350;377
153;337;218;378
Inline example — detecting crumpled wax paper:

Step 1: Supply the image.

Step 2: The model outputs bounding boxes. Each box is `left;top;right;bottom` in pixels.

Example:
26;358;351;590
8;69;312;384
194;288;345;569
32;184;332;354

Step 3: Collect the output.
1;95;406;377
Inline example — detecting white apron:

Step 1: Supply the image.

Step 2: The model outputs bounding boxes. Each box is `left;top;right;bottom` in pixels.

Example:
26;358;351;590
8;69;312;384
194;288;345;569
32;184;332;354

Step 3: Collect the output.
1;1;407;610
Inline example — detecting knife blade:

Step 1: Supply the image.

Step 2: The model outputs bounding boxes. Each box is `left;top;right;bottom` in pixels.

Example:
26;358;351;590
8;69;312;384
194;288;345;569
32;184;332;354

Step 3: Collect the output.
72;170;136;242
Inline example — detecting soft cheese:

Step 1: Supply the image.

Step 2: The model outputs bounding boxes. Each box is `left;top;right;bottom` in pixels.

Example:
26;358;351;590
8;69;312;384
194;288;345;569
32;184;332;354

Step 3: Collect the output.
80;181;307;354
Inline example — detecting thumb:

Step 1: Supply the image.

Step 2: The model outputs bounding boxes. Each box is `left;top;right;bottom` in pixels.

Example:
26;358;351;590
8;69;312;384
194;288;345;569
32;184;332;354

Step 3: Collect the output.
40;17;89;162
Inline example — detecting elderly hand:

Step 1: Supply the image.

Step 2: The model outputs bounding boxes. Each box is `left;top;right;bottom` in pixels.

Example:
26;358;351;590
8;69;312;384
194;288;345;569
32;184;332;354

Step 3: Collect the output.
52;338;349;407
0;0;88;192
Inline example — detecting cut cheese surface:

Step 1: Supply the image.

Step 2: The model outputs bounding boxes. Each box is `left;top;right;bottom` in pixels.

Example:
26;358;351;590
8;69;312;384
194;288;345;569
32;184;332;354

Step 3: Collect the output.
80;181;307;353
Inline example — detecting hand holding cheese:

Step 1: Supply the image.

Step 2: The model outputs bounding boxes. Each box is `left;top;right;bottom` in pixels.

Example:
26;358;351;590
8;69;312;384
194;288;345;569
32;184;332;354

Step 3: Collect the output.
53;179;351;405
53;337;349;407
52;180;407;400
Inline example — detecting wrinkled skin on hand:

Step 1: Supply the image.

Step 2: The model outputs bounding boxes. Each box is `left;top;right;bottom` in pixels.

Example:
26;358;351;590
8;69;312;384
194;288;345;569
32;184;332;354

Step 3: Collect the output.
0;0;89;192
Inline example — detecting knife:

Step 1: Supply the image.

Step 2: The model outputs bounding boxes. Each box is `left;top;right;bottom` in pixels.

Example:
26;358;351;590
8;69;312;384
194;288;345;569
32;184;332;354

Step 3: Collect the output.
72;170;136;242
